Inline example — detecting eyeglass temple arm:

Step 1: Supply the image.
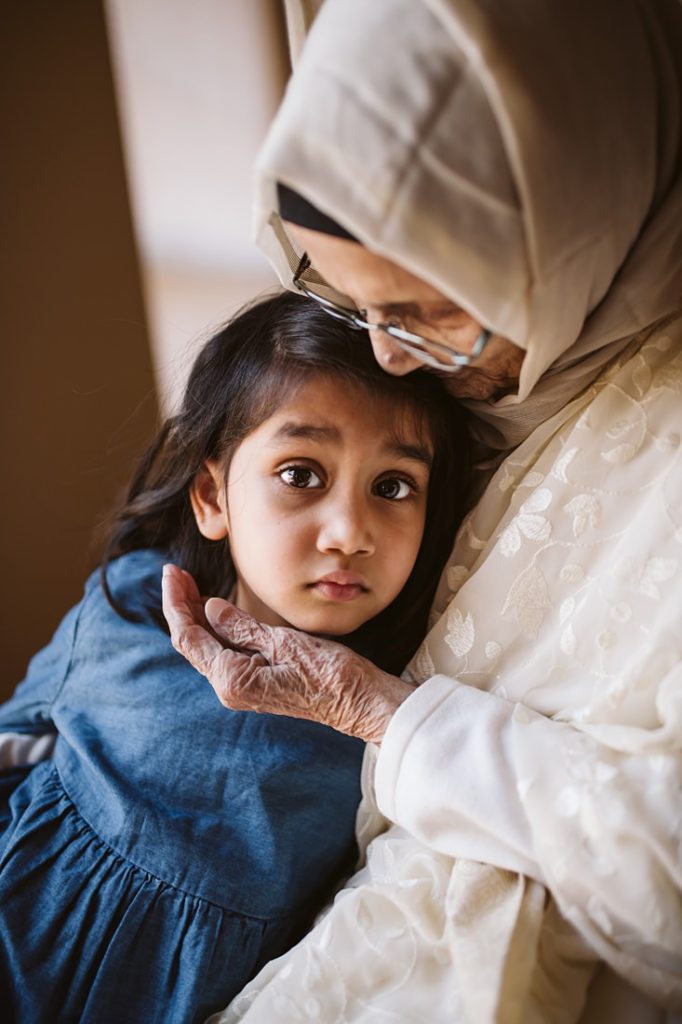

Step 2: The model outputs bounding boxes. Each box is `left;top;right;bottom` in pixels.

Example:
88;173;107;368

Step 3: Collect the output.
293;252;311;282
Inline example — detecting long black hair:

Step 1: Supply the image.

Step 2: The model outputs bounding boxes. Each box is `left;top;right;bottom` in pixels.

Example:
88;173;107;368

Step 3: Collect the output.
101;291;470;674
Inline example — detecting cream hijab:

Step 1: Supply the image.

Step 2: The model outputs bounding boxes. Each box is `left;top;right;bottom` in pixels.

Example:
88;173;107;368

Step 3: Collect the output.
255;0;682;449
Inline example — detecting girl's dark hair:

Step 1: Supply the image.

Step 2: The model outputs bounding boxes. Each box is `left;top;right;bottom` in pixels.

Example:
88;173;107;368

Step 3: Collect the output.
101;291;470;675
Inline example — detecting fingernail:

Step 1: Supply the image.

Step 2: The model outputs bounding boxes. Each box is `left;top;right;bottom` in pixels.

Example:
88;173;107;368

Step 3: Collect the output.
163;563;174;577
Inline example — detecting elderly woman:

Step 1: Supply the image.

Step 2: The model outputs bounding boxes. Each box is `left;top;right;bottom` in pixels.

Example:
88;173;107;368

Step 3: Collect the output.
163;0;682;1020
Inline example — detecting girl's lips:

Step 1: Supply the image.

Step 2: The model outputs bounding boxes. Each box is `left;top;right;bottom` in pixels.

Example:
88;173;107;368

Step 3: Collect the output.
312;572;369;603
313;581;367;602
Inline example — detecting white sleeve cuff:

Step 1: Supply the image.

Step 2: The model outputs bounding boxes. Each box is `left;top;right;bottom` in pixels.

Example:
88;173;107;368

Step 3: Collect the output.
375;676;543;882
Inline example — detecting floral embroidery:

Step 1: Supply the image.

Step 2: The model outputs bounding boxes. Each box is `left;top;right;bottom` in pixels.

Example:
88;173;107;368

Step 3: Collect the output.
655;432;680;453
631;355;652;397
499;488;552;557
444;608;475;658
446;565;468;593
564;494;601;537
606;417;636;441
601;441;638;464
560;624;577;656
616;556;678;600
484;641;502;663
460;518;487;551
560;563;585;583
552;447;578;483
501;564;551;638
518;471;545;489
412;642;436;684
651;350;682;392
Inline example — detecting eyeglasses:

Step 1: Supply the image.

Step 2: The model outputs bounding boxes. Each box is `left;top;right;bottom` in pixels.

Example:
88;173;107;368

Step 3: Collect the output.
292;253;490;372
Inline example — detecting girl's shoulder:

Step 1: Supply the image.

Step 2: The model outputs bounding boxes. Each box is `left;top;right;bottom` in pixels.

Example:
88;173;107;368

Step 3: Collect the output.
60;548;180;698
83;548;168;626
1;551;171;732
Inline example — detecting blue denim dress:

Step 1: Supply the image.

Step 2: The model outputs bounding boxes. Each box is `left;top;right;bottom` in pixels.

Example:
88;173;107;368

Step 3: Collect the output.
0;550;364;1023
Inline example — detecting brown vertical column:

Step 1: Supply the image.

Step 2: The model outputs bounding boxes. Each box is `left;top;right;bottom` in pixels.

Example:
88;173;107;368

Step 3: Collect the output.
0;2;159;696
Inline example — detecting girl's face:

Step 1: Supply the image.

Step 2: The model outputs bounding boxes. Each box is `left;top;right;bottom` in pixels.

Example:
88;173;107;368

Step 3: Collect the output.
192;375;432;636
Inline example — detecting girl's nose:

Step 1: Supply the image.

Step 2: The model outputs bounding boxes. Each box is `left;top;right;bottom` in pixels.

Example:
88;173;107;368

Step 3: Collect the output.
317;496;375;557
368;328;421;376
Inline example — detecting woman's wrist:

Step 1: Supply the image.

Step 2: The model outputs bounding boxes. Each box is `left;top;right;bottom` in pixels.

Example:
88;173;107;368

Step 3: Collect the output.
359;672;415;745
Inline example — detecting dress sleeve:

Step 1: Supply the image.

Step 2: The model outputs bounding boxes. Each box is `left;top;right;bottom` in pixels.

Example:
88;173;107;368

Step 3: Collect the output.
375;674;682;1006
0;598;83;768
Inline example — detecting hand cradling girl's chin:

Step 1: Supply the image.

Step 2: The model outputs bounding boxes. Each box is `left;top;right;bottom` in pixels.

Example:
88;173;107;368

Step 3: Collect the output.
162;564;416;745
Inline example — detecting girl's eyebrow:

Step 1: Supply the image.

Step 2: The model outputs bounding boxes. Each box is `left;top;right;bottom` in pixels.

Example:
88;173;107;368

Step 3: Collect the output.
270;421;432;468
270;422;340;443
385;439;433;468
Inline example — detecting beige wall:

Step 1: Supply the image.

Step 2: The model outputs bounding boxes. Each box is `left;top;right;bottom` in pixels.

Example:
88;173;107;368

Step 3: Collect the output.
105;0;287;411
1;2;159;696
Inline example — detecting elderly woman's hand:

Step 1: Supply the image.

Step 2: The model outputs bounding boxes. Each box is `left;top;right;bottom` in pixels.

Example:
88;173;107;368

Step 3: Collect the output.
161;564;414;744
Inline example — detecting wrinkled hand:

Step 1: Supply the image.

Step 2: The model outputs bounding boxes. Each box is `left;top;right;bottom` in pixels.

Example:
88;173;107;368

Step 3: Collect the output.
161;563;414;744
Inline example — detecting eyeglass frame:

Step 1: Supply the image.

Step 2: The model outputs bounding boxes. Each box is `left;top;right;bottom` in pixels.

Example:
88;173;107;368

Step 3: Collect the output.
292;253;490;372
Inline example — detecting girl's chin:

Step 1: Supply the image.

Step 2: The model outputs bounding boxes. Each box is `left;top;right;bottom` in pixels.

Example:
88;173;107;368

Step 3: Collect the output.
238;604;368;635
282;608;374;637
250;591;391;636
289;618;364;637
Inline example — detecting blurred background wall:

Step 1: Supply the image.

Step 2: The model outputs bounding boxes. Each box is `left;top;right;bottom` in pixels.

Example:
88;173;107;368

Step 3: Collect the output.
105;0;287;410
1;1;288;697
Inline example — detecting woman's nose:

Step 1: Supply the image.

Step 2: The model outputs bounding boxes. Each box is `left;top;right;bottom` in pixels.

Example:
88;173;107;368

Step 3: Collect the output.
368;329;421;376
317;496;375;557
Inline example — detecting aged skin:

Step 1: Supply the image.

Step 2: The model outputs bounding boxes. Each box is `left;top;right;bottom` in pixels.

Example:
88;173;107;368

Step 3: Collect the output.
162;565;413;745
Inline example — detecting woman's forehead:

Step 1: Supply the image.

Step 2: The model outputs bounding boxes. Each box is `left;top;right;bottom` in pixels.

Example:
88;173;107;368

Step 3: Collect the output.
285;222;450;309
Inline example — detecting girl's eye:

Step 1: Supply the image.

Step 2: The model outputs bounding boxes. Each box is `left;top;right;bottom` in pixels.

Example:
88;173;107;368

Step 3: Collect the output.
279;466;323;489
374;477;413;501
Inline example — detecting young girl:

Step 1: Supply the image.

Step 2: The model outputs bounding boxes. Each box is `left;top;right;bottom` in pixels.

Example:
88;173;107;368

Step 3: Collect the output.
0;291;468;1023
